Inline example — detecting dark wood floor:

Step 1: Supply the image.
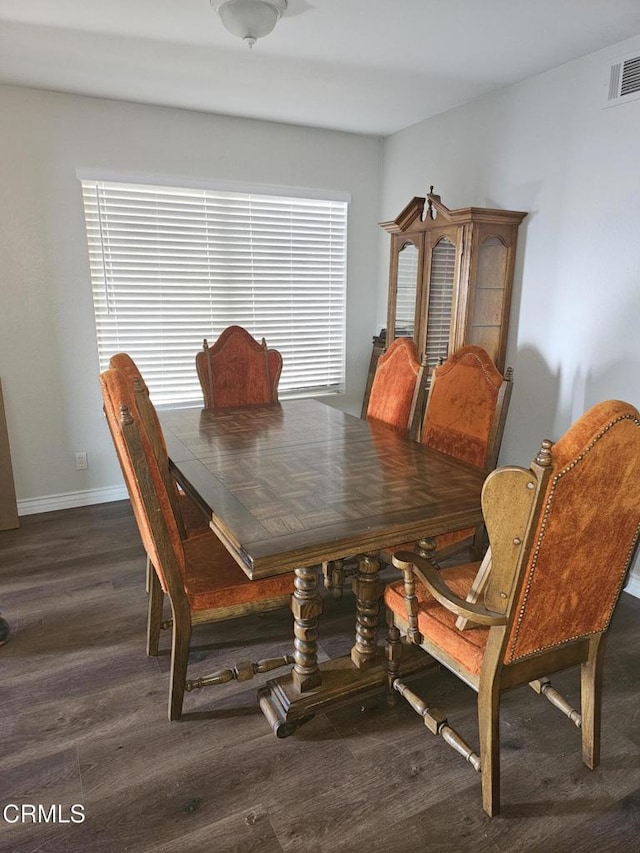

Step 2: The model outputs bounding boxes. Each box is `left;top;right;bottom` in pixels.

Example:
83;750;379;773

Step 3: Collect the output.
1;502;640;852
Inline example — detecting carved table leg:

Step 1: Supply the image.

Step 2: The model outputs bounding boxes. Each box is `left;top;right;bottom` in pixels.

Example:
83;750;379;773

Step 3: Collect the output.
258;557;436;738
291;566;323;692
350;553;382;670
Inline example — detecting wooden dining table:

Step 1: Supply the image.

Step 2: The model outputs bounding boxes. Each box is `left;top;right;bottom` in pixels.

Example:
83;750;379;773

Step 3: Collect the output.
158;399;486;736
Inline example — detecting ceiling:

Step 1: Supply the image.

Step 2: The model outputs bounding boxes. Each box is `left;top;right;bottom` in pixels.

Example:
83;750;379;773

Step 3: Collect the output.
1;0;640;136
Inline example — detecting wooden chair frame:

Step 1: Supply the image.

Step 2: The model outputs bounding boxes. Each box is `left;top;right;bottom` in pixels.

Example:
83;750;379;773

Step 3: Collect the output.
386;404;640;815
110;353;189;536
415;348;513;563
109;353;209;598
101;370;293;720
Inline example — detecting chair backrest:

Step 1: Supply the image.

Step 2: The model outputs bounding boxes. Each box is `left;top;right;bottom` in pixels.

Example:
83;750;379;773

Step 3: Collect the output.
366;337;426;437
109;353;187;538
480;399;640;666
109;353;166;459
100;367;187;601
421;345;512;470
195;325;282;409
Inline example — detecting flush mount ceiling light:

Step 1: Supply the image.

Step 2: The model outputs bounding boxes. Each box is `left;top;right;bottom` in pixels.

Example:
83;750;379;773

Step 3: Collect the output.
213;0;287;49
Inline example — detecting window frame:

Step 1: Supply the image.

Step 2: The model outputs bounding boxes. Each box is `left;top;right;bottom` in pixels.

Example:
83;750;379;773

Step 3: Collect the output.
79;172;349;407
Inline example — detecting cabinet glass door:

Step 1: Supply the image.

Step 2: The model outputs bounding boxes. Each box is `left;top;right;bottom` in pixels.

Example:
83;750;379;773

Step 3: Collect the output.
424;236;456;369
394;241;419;337
468;235;508;363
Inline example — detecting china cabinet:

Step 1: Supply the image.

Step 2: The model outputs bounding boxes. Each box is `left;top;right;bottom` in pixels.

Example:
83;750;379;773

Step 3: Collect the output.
362;189;526;417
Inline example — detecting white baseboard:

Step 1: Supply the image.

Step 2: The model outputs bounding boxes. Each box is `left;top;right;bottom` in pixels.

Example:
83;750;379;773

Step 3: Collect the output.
17;485;128;516
624;573;640;600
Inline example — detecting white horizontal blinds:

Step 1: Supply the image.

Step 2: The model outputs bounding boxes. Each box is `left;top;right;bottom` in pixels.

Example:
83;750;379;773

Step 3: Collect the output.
425;237;455;371
82;179;347;405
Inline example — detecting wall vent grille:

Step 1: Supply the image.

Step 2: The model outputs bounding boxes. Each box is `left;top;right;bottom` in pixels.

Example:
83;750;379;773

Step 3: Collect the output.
620;55;640;97
606;53;640;107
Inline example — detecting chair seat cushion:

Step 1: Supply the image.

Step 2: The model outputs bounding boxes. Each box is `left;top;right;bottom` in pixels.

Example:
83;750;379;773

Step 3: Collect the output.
384;563;489;677
182;532;294;612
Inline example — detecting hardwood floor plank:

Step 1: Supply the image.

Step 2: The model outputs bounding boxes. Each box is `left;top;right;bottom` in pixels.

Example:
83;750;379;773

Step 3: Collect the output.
151;803;284;853
547;785;640;853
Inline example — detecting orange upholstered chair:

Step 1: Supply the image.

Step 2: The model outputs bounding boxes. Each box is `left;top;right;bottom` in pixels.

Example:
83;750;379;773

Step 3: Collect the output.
421;345;511;470
366;337;426;438
101;367;294;720
385;399;640;815
326;344;509;596
109;353;209;613
323;338;426;595
414;345;512;561
195;325;282;409
109;353;209;540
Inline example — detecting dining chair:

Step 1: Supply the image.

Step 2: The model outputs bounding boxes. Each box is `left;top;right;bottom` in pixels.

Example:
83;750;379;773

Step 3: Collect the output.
327;345;512;598
385;399;640;815
100;367;295;720
394;344;513;564
109;353;209;539
109;353;210;612
323;337;426;595
195;325;283;409
365;336;427;439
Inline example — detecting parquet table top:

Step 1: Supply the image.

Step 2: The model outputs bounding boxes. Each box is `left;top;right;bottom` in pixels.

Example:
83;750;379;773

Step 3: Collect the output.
159;400;486;579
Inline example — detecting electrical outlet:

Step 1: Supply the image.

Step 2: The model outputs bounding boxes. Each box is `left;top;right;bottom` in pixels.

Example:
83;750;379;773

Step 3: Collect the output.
75;452;88;470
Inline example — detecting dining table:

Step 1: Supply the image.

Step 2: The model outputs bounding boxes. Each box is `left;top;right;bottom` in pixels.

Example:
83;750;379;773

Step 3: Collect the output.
158;398;486;736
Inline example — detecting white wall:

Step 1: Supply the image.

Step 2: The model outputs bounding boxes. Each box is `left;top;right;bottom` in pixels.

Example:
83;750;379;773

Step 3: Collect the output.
381;35;640;587
0;85;382;510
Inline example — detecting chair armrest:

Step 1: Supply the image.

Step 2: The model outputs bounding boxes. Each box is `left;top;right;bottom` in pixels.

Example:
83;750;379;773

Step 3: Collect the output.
392;551;507;627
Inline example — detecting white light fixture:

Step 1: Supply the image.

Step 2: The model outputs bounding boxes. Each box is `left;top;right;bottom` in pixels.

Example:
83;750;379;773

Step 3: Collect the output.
214;0;287;49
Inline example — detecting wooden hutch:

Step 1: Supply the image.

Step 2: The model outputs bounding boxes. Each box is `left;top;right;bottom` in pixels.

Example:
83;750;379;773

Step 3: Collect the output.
362;189;526;416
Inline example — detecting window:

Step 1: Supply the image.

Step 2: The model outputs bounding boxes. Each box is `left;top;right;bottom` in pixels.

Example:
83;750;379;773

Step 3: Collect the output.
81;178;348;405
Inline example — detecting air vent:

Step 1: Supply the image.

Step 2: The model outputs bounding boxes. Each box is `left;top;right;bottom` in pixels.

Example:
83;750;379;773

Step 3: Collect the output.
605;53;640;107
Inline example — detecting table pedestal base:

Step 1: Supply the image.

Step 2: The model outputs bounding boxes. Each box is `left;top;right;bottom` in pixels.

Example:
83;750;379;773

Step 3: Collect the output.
257;645;436;737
